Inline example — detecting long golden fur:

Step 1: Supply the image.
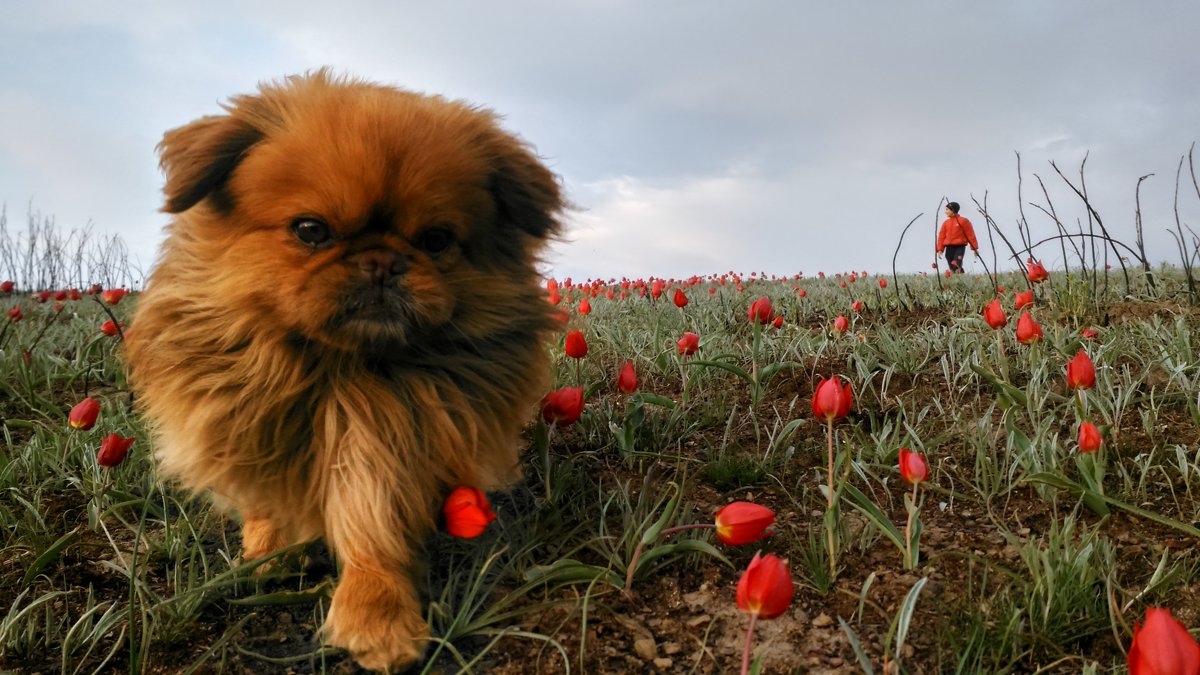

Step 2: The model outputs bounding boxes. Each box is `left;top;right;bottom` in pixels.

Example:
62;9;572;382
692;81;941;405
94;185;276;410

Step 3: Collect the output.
125;70;563;671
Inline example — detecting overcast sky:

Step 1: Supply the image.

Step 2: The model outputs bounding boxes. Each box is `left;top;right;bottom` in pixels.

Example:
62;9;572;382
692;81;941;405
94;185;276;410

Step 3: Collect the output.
2;1;1198;283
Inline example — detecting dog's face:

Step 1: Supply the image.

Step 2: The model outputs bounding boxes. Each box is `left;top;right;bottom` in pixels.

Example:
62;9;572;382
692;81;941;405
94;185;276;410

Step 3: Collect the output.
157;71;561;352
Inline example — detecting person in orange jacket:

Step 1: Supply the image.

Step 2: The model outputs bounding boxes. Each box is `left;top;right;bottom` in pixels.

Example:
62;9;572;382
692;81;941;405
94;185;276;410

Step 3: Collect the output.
937;202;979;273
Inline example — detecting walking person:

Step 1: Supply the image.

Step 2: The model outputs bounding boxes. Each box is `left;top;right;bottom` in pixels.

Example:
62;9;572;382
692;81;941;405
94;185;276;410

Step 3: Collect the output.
936;202;979;274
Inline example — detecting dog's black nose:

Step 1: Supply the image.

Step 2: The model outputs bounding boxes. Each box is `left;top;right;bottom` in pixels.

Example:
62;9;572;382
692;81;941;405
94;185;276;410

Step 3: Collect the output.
354;250;407;285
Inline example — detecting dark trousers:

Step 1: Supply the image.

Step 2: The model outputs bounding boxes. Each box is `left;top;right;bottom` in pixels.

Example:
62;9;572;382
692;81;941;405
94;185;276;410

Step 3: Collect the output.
944;245;966;273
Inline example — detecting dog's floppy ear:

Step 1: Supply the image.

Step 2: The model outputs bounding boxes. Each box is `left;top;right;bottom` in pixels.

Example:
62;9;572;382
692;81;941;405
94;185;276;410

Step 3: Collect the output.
157;113;264;214
487;135;565;241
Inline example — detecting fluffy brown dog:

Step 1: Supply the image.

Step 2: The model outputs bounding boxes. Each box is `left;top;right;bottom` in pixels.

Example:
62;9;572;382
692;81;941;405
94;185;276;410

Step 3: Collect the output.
125;70;563;671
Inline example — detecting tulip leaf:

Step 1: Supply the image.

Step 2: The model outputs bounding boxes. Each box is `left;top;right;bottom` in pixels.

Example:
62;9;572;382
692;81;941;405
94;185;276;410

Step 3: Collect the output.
970;361;1028;408
892;577;928;664
230;579;334;606
1023;473;1200;537
523;559;622;588
635;393;677;409
640;485;681;545
759;360;806;385
842;483;905;553
684;358;752;384
22;528;82;587
839;617;877;675
635;540;730;578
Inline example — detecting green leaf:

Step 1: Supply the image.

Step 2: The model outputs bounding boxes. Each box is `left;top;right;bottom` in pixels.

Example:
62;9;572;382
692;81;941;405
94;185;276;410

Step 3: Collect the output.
1024;473;1199;535
523;559;622;588
640;485;681;545
839;617;876;675
759;360;806;385
684;358;752;384
22;528;82;587
229;579;334;605
970;360;1028;408
893;577;928;660
842;483;905;553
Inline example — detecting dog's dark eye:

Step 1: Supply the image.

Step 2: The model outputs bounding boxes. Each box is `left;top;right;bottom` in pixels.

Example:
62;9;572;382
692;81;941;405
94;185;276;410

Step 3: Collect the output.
418;227;455;256
291;219;332;246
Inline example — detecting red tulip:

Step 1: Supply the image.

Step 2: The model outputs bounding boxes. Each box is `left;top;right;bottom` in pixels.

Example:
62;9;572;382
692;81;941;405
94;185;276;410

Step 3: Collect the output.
1026;259;1049;284
650;279;664;299
797;288;807;298
0;280;14;293
68;288;81;301
1081;327;1100;339
564;330;588;359
677;331;699;356
53;290;68;302
36;290;52;303
983;298;1007;329
617;361;638;394
735;552;794;620
1128;607;1200;675
442;486;497;538
1015;311;1043;344
68;397;101;430
547;290;562;305
100;320;123;337
85;283;103;295
851;300;864;313
812;376;852;422
97;433;134;467
715;502;775;546
541;386;584;426
898;448;928;485
771;315;783;329
578;298;591;315
1066;350;1096;390
102;288;128;305
1014;289;1034;310
1077;422;1102;454
879;278;888;289
747;296;774;325
673;288;688;308
7;306;22;322
832;315;849;334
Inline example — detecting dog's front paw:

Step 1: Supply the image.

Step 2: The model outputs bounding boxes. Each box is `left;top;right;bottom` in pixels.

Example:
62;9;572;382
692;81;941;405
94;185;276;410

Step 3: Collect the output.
324;573;430;673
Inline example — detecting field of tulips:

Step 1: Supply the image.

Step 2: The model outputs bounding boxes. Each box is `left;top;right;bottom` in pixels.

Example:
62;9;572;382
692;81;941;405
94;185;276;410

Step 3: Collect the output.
1;264;1199;674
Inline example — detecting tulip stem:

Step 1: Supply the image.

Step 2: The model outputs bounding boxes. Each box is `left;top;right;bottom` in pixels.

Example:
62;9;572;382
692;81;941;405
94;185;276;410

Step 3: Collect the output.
740;612;759;675
544;423;555;502
61;428;76;464
91;297;127;342
624;523;715;592
904;481;920;569
826;418;837;577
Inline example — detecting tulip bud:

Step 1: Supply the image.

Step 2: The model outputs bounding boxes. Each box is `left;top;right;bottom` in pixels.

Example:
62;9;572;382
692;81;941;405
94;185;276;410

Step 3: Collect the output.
1128;607;1200;675
1077;422;1102;454
97;434;135;467
564;330;588;359
541;386;584;426
714;502;775;545
1066;350;1096;390
443;486;497;538
617;361;638;394
735;552;794;619
898;448;928;484
69;397;101;430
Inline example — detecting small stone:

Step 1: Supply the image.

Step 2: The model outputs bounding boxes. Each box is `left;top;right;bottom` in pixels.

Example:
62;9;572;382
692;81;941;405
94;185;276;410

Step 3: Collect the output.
686;614;711;627
663;642;683;655
277;612;292;625
653;658;674;669
812;613;834;627
634;637;658;661
830;657;844;666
